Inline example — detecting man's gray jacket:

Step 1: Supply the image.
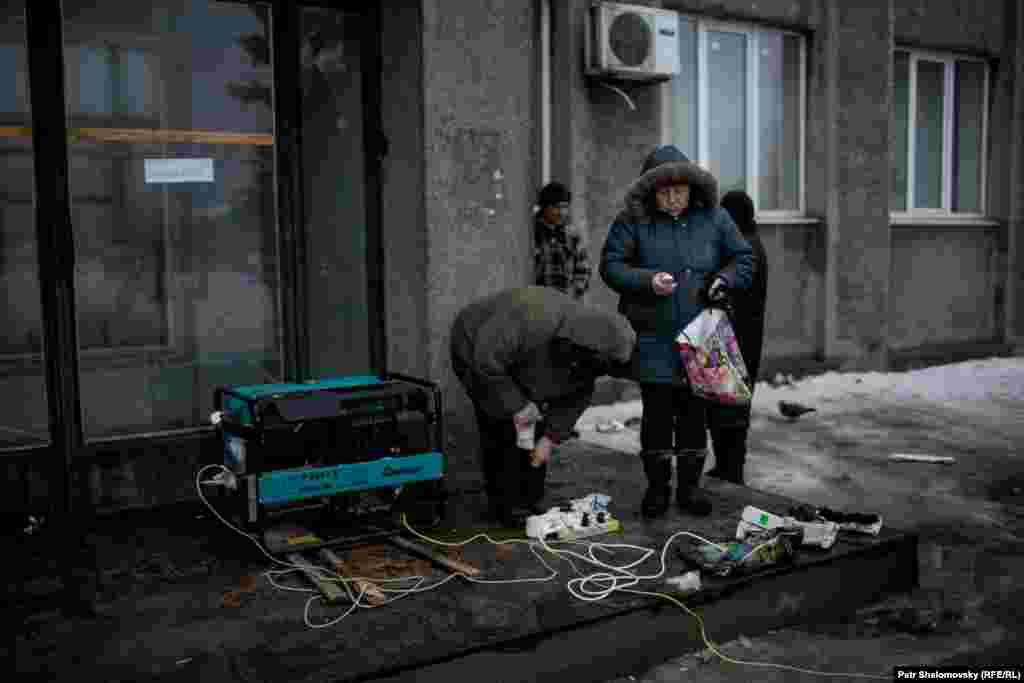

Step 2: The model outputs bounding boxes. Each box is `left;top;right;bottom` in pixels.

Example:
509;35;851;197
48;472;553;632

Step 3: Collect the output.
450;286;636;442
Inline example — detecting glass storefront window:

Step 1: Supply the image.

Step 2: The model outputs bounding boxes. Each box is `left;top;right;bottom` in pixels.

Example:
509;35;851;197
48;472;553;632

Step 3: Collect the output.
0;2;48;448
892;50;989;215
61;0;283;439
756;32;801;211
669;19;806;213
706;30;747;196
914;59;945;210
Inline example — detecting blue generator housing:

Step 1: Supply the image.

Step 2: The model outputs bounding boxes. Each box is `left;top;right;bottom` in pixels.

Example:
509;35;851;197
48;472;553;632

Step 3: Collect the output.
212;373;446;534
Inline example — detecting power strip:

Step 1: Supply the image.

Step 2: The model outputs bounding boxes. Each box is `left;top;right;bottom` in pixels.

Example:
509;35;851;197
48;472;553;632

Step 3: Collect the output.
525;493;620;542
526;509;621;541
735;505;838;550
555;516;621;542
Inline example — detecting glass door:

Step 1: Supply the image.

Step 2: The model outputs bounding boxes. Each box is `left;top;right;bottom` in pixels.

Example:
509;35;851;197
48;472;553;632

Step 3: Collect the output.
0;2;49;448
60;0;283;440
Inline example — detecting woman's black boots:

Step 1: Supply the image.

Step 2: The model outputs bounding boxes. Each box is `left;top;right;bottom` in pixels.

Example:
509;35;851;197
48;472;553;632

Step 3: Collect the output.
707;428;747;485
675;448;713;516
640;450;673;518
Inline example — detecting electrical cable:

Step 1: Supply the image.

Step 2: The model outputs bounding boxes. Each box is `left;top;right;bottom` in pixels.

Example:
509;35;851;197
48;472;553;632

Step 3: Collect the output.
195;464;566;628
403;514;889;680
196;467;887;677
631;588;889;680
195;464;445;628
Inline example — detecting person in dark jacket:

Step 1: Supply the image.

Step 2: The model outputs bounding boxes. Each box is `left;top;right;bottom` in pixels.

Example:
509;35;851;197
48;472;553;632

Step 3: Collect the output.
450;286;636;526
599;145;753;518
534;182;592;300
704;190;768;486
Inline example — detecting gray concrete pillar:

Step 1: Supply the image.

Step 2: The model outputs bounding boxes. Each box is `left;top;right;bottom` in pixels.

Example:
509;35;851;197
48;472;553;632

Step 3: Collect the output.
1009;0;1024;350
381;0;430;378
550;0;595;294
420;0;540;488
822;0;894;370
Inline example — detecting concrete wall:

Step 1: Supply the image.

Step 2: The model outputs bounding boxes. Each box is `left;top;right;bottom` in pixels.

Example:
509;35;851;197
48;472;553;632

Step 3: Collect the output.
822;1;894;369
381;0;430;377
1008;0;1024;345
892;0;1019;349
894;0;1005;56
889;226;1003;349
421;0;539;488
759;223;826;359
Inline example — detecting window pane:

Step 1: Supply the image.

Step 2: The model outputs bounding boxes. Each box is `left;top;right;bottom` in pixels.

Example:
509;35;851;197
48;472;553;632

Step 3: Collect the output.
62;1;282;439
301;7;373;377
706;30;746;195
756;32;800;211
0;3;49;447
914;59;944;209
954;60;985;213
669;17;697;159
891;52;910;211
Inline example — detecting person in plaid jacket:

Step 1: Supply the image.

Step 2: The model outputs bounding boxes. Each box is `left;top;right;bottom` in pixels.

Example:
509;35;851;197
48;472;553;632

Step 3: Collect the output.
534;182;592;300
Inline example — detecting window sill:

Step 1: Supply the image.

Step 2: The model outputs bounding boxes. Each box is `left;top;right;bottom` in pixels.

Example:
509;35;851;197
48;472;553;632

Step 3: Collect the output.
890;215;1001;227
755;215;822;225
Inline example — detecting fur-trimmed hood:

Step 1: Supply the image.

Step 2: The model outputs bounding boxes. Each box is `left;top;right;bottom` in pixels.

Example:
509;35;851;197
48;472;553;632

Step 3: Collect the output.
618;145;719;221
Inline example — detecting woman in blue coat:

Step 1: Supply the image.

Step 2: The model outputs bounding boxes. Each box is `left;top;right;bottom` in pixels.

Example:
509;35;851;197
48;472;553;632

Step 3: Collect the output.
600;145;754;518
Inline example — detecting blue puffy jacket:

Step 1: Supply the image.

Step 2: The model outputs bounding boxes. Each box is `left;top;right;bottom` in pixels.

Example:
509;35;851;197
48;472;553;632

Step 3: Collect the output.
599;145;753;385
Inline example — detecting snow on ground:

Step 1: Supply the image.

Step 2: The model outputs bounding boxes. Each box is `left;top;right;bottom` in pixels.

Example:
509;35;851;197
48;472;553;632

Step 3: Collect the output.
576;355;1024;450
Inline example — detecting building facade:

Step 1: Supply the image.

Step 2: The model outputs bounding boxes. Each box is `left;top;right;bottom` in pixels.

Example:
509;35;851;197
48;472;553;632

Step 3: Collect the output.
1;0;1022;511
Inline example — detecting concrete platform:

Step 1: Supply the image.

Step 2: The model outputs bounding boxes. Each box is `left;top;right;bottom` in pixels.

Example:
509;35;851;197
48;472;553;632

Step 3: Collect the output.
12;440;918;683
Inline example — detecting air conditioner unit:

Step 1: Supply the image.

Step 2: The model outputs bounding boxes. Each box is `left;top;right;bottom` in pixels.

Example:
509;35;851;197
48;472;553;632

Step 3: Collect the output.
585;2;680;82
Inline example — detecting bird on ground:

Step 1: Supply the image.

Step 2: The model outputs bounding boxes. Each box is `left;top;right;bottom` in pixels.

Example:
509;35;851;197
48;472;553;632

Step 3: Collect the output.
779;400;816;420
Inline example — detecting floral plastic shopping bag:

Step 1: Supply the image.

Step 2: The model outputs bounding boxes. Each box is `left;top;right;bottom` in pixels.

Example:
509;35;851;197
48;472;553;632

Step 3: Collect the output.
675;308;752;406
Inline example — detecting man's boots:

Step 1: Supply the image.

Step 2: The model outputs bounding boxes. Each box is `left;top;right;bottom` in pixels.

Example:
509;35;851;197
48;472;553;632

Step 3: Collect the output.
707;429;747;485
640;450;673;518
518;458;548;515
675;448;712;516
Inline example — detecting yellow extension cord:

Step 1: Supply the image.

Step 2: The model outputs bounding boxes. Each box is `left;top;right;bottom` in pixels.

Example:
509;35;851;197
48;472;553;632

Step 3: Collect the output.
401;514;889;681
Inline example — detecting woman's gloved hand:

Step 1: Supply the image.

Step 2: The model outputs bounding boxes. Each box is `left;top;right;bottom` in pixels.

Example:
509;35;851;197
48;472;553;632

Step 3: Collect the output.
652;272;677;296
703;276;730;305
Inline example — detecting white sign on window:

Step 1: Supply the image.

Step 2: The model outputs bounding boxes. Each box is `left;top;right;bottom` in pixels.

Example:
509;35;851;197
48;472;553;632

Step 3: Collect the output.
144;158;215;184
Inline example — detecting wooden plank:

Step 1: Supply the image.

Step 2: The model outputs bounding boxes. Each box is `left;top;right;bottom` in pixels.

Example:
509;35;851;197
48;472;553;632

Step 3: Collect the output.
0;126;274;146
286;552;347;605
319;547;388;606
387;536;481;577
0;126;32;141
75;127;275;146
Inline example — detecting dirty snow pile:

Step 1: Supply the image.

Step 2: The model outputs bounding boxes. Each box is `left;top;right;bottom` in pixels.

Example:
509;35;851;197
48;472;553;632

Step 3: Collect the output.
756;355;1024;406
577;355;1024;439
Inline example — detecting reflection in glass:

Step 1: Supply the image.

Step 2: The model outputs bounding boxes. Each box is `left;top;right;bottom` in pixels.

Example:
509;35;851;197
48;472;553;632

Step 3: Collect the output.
670;17;698;160
756;32;800;211
892;52;910;211
62;1;282;439
914;60;944;209
954;61;985;213
300;7;372;378
706;31;746;195
0;2;49;447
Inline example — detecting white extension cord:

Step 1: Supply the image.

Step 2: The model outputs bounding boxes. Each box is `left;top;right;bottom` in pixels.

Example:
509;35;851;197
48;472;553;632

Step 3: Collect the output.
192;464;888;679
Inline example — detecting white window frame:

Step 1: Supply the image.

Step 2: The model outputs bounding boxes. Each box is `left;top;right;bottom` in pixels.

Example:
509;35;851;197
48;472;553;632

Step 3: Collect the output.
664;17;807;219
892;48;990;219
